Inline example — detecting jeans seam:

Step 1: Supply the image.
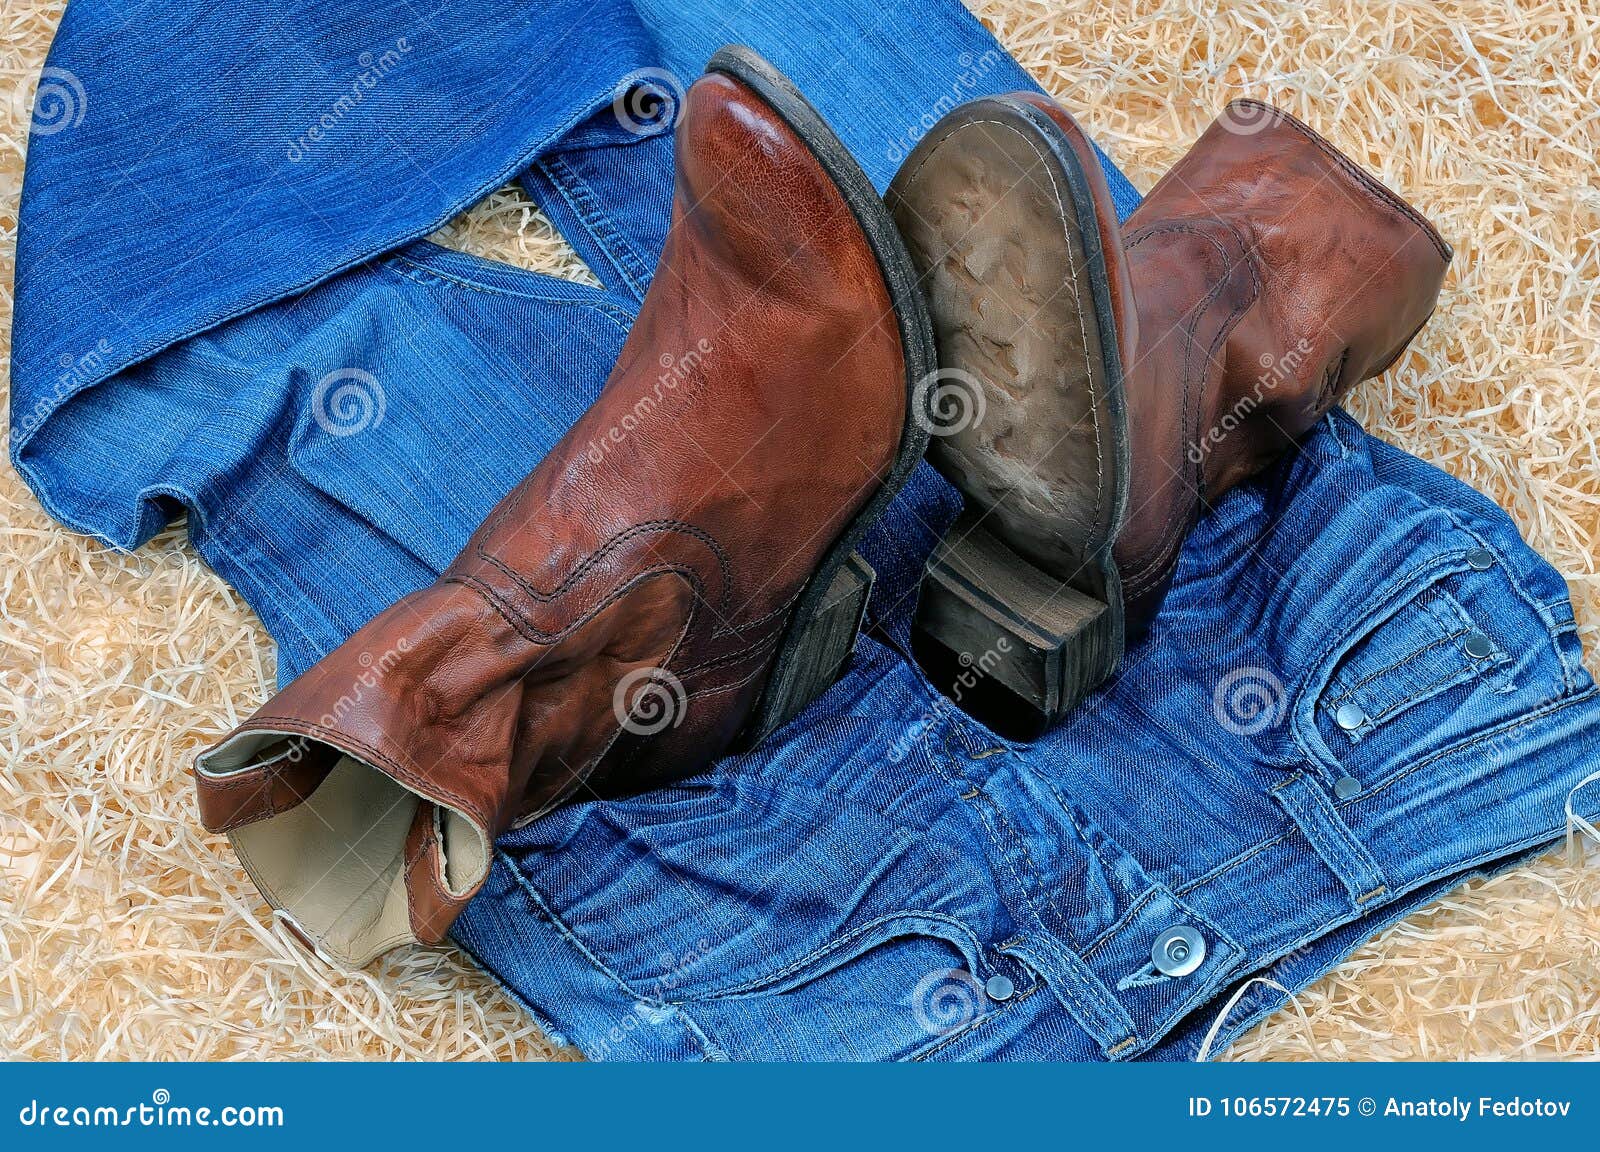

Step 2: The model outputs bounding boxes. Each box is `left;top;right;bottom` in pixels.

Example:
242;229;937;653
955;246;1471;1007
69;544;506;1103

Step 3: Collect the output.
1293;551;1490;771
1269;772;1389;904
1341;654;1501;734
494;849;721;1059
1079;887;1161;961
1325;619;1511;734
10;85;620;475
696;910;984;1001
1004;936;1136;1051
923;729;1055;937
151;483;346;668
1346;685;1600;796
1181;686;1600;899
1188;806;1600;1062
1015;752;1171;917
1441;511;1576;693
383;253;637;330
909;982;1040;1060
1323;630;1462;708
537;153;653;301
947;768;1049;890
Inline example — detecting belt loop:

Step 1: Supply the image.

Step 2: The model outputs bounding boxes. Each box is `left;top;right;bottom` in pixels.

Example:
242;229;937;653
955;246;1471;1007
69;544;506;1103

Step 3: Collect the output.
1001;936;1139;1057
1270;772;1388;908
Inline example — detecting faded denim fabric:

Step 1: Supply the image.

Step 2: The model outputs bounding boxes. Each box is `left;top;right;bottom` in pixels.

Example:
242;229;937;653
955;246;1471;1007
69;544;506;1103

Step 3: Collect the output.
11;0;1597;1061
456;413;1600;1060
12;0;1132;682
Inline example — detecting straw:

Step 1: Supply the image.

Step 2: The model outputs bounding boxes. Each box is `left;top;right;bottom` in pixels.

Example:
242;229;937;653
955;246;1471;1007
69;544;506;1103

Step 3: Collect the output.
2;0;1597;1060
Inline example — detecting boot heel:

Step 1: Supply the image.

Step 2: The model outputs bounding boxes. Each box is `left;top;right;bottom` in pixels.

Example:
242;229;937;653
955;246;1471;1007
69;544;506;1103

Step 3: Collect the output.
913;513;1118;740
739;551;876;749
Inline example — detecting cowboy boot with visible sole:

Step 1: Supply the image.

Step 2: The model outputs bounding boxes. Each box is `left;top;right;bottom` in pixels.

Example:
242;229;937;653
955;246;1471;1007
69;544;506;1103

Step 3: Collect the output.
889;96;1450;734
886;95;1134;734
193;47;934;966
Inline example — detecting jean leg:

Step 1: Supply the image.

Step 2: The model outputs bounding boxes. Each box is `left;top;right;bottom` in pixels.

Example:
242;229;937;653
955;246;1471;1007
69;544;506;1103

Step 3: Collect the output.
631;0;1141;216
520;112;675;304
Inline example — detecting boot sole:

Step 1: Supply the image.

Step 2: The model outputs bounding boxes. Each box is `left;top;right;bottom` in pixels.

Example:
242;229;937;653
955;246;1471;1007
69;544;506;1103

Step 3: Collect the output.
886;96;1131;720
707;46;937;747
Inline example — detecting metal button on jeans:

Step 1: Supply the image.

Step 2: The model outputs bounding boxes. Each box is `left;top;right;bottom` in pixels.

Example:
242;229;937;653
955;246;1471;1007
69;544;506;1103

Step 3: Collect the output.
984;974;1015;1002
1335;702;1367;730
1151;926;1206;977
1464;632;1494;659
1466;547;1496;570
1334;775;1361;800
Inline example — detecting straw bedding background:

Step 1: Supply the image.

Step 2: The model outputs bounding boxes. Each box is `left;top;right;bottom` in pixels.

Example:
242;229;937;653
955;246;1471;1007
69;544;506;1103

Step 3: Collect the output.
2;0;1597;1061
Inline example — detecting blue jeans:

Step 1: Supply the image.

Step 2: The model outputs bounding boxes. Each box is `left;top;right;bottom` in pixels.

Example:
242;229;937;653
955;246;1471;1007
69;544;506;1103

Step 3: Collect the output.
12;1;1598;1059
454;413;1599;1060
12;0;1132;682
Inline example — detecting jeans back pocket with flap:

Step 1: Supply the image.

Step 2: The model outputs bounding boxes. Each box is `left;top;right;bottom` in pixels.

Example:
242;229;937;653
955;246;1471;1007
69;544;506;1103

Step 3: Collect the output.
1297;547;1578;790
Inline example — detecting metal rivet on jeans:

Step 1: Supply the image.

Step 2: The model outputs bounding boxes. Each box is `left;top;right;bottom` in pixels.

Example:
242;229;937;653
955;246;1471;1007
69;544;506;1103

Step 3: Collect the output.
984;974;1015;1002
1334;775;1361;800
1335;702;1367;730
1465;547;1495;571
1464;632;1494;659
1151;926;1206;978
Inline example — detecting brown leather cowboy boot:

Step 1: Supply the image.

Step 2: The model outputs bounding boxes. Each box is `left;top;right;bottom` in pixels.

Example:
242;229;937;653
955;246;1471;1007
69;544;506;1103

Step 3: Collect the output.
889;95;1450;730
1109;99;1452;638
193;46;934;966
887;94;1136;733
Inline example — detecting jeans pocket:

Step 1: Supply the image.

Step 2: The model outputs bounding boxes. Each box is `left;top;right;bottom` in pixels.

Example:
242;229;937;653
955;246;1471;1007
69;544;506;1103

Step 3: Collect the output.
1295;542;1578;788
283;246;632;574
701;913;985;1000
1318;587;1495;732
685;912;1002;1061
506;757;993;994
522;111;674;303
